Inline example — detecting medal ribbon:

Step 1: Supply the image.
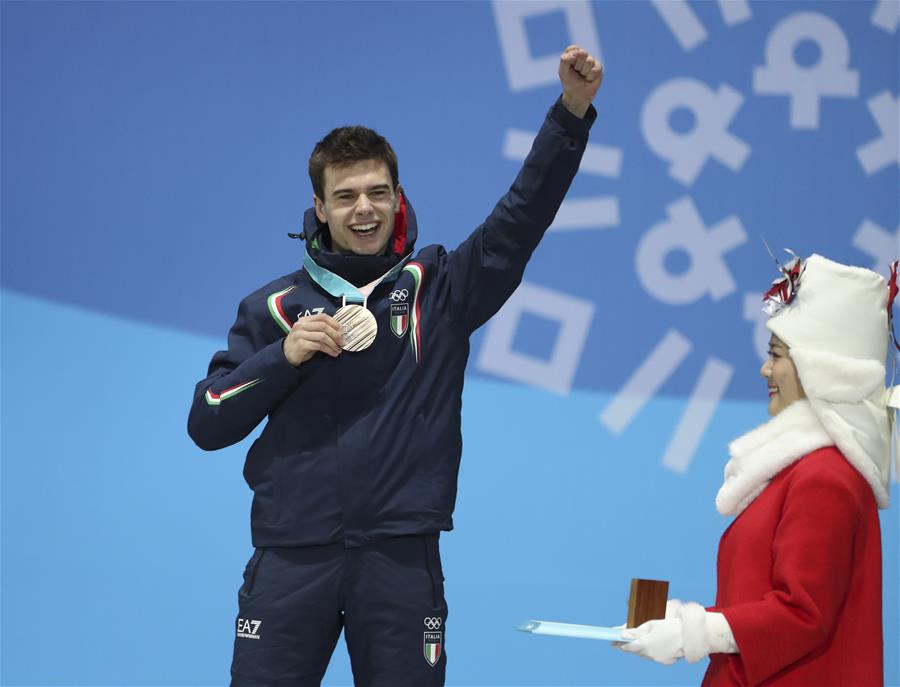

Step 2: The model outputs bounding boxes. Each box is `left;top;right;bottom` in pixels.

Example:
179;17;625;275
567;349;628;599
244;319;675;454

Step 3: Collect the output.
303;249;412;303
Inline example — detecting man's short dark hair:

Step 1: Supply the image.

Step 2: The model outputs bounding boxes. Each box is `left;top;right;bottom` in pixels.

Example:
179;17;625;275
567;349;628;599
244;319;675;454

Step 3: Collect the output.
309;126;399;199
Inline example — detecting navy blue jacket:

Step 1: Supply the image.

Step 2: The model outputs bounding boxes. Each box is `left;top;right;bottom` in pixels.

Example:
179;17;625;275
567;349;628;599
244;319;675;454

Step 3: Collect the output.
188;100;595;547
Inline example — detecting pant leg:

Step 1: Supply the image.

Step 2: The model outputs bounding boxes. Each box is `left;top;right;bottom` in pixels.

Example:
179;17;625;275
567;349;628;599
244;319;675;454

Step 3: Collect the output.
231;545;344;687
343;535;448;687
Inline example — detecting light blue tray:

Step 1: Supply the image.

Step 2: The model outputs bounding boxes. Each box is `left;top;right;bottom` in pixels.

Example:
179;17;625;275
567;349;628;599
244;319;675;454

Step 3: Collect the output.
517;620;631;642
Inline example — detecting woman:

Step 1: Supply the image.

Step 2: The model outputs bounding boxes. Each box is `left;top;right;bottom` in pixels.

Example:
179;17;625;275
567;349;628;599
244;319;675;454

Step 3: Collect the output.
618;254;899;686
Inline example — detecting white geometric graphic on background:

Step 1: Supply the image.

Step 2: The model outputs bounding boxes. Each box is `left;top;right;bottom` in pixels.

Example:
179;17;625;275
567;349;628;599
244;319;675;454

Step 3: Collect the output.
856;91;899;175
743;292;770;363
661;357;733;474
503;129;622;230
598;329;733;475
641;78;750;186
600;329;693;434
490;1;896;474
493;0;603;92
853;219;900;276
753;12;859;129
650;0;751;51
636;197;748;305
871;0;900;33
476;282;595;395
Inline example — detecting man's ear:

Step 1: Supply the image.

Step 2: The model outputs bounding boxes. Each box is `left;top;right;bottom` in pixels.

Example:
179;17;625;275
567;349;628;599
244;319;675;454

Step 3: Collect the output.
394;185;403;212
313;195;327;223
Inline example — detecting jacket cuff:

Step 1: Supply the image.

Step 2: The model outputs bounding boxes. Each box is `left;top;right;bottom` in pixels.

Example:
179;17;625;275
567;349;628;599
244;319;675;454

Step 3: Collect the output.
706;612;739;654
549;96;597;134
665;598;684;619
262;338;306;385
680;603;739;662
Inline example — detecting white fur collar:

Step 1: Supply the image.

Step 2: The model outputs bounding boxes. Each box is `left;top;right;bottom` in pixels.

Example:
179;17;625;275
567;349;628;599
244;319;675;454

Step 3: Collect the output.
716;401;833;516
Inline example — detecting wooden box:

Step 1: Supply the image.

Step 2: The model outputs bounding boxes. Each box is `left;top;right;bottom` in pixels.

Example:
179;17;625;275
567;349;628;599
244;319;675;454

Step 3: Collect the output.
626;578;669;628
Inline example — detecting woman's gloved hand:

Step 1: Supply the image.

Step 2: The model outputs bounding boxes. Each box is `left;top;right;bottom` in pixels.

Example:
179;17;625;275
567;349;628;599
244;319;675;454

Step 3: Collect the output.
618;616;685;664
615;600;736;665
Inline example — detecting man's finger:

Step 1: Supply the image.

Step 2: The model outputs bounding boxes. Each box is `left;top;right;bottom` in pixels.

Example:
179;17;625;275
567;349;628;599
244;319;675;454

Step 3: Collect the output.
573;51;588;72
311;330;343;354
586;62;603;83
295;316;343;341
293;327;341;355
307;333;341;357
560;46;581;65
579;57;594;77
301;313;343;333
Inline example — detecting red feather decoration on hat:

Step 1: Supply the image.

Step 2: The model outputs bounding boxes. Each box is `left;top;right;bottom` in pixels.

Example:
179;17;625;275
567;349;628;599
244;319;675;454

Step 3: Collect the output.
762;250;803;316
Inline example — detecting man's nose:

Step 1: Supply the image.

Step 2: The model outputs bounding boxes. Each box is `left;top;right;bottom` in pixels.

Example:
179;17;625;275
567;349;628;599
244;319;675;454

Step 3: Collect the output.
355;193;374;213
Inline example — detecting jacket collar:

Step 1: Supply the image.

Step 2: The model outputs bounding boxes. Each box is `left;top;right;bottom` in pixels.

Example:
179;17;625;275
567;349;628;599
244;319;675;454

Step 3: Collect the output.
301;192;418;288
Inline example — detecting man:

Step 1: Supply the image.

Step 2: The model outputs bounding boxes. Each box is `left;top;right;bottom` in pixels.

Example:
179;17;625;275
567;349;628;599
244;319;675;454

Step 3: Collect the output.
188;45;602;686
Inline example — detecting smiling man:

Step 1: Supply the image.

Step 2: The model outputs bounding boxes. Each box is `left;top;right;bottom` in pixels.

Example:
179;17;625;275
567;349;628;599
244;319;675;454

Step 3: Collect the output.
188;45;602;686
314;156;397;255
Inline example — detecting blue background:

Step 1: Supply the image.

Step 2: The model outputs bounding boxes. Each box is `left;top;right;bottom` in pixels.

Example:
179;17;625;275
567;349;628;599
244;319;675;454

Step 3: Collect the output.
2;1;897;684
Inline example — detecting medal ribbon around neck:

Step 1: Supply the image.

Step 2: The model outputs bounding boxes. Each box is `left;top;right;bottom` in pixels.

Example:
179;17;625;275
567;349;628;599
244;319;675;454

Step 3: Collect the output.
302;249;411;352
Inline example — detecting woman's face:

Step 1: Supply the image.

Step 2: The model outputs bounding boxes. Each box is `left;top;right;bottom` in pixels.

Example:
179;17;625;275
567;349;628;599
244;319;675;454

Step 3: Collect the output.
760;334;806;416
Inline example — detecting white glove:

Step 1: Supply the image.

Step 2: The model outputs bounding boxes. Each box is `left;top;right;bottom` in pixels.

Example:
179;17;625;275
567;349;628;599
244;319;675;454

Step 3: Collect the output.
616;601;738;665
618;616;685;664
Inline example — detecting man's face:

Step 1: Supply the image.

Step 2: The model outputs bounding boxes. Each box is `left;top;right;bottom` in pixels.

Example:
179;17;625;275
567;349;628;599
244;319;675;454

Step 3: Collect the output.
314;159;398;256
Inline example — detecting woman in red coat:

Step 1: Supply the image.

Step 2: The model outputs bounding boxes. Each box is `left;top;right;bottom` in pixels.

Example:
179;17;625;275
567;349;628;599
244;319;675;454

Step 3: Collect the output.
618;254;898;686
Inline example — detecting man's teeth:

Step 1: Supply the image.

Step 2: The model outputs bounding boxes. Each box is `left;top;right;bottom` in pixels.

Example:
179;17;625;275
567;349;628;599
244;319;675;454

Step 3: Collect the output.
350;223;378;233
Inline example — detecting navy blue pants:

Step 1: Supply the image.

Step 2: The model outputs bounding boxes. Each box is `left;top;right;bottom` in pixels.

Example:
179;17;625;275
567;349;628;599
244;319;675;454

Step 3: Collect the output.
230;534;448;686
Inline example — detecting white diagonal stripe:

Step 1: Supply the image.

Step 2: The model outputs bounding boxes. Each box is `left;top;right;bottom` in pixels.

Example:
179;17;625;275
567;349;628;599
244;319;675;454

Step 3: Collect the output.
662;357;733;473
549;198;619;231
651;0;707;50
600;329;692;434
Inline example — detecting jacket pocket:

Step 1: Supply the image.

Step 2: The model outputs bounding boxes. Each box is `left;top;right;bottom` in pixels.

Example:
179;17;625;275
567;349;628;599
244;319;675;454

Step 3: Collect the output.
238;547;267;600
423;535;446;610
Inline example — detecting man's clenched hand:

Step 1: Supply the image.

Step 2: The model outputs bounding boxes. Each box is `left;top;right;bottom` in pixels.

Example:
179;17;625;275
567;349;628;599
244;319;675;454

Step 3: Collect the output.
283;313;343;366
558;45;603;118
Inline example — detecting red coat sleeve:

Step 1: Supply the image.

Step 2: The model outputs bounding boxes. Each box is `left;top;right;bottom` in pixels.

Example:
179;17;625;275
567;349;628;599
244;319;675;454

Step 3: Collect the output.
719;457;866;686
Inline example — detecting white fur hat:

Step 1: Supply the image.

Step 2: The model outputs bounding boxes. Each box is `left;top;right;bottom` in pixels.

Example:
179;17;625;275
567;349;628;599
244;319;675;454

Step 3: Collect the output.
765;254;896;508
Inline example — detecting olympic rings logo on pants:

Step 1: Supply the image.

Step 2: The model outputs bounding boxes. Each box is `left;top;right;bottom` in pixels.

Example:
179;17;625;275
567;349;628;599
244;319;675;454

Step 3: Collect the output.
423;617;442;630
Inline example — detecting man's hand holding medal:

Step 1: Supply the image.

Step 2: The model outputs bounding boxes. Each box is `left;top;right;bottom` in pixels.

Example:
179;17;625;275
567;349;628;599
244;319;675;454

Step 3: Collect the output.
283;313;344;366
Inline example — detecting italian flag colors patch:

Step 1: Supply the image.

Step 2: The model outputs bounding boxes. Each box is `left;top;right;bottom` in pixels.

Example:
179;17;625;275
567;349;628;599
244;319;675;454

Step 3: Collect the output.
401;262;424;363
205;379;262;406
267;285;296;334
423;631;442;667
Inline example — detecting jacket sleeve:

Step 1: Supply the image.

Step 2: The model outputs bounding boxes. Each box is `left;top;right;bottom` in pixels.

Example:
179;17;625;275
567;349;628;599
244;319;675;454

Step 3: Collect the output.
187;295;306;451
716;462;865;686
444;97;595;332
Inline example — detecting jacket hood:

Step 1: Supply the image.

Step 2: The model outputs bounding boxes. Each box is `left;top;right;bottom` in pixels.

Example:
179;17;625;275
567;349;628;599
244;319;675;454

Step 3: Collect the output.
300;191;419;287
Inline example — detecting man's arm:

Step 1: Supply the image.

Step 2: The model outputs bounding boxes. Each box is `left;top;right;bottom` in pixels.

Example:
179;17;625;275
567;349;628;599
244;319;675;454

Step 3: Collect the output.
187;297;342;451
443;46;603;332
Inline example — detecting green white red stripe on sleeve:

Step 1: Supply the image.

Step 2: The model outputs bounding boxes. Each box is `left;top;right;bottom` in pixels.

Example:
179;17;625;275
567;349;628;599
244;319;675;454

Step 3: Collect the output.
205;379;263;406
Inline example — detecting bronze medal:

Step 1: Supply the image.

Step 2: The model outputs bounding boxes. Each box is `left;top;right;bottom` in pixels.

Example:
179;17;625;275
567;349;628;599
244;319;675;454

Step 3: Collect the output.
334;303;377;352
